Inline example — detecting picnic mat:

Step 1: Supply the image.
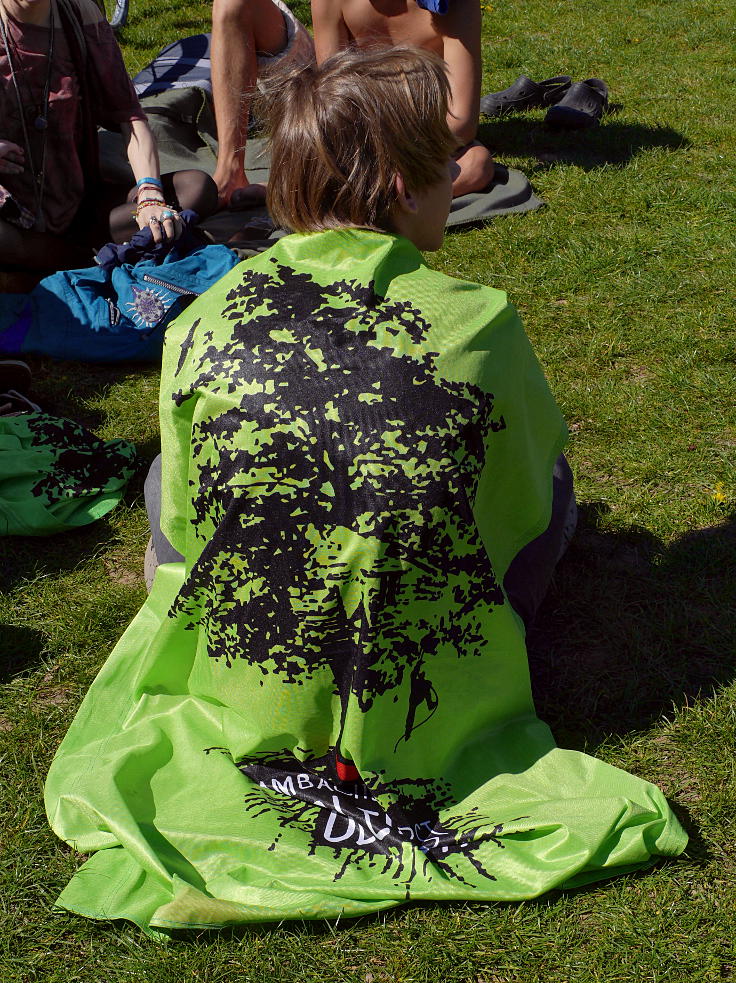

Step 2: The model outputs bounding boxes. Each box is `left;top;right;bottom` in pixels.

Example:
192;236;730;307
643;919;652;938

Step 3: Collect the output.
98;84;544;244
45;229;685;934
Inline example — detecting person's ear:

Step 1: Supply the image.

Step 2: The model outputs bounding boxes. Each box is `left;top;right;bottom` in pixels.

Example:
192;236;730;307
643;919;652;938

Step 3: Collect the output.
393;172;418;215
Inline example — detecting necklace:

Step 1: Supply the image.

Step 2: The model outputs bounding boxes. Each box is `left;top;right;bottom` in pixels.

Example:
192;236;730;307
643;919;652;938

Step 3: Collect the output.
0;2;55;230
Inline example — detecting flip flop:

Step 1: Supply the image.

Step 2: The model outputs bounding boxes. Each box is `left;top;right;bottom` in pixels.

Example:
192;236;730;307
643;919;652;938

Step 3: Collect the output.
544;78;609;128
480;75;572;117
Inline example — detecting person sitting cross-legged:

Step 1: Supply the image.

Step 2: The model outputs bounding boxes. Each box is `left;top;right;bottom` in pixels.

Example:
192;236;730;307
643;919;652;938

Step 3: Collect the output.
0;0;216;274
43;46;686;934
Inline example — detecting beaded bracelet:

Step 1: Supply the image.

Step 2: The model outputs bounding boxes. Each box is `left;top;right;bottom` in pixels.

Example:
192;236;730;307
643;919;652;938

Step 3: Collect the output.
135;176;163;189
134;199;172;218
135;187;164;203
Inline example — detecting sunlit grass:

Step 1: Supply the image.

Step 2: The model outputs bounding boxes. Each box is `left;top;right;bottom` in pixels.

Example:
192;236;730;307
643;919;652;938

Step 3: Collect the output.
1;0;735;979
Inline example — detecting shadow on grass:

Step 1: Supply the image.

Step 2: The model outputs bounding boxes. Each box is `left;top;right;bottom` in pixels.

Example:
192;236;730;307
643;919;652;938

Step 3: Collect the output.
0;519;121;596
0;521;129;686
25;358;159;431
479;117;690;170
527;503;736;748
0;622;47;683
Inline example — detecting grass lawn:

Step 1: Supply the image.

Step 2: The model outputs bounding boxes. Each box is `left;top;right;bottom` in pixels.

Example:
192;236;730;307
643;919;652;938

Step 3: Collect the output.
2;0;735;980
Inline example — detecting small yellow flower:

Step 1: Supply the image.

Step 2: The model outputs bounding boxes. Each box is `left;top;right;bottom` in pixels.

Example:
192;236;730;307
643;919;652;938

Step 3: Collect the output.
712;481;728;503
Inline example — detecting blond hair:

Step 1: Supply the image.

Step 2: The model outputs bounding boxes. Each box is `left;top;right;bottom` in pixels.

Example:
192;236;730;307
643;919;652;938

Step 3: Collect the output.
259;46;457;234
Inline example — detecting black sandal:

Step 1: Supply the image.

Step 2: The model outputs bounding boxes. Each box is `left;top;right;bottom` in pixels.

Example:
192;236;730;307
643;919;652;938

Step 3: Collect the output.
480;75;572;117
544;78;609;128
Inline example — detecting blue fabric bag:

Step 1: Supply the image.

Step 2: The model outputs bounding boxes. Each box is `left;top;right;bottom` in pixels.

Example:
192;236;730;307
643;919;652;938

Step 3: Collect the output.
0;218;239;363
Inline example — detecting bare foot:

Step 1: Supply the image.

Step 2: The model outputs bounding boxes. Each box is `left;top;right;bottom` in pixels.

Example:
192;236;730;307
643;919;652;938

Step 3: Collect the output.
214;166;268;210
229;183;268;210
452;141;496;197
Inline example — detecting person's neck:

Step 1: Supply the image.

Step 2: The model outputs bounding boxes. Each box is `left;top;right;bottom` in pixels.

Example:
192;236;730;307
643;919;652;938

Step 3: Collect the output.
1;0;53;27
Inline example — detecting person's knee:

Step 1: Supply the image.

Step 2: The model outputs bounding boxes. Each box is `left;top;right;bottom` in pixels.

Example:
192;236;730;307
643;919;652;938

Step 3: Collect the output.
212;0;254;31
169;170;218;219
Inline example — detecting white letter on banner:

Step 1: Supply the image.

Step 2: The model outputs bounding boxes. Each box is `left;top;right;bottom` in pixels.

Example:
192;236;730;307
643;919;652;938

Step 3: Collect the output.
323;809;356;843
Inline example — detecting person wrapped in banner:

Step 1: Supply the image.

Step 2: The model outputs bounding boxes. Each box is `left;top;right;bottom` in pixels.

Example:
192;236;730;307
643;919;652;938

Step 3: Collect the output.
45;47;685;935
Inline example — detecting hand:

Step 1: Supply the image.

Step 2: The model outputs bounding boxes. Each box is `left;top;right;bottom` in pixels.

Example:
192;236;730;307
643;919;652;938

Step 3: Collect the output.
136;203;183;244
0;140;25;175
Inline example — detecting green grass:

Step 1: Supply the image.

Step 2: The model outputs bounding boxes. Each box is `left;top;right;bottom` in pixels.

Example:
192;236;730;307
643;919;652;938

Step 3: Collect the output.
2;0;736;979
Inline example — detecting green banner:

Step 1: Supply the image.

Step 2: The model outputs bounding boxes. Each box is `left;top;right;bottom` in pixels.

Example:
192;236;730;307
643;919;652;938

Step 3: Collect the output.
46;230;685;934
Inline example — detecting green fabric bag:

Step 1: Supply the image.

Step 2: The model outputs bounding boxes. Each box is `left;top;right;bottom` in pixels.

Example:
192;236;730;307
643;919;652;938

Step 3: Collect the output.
0;412;136;536
45;230;685;934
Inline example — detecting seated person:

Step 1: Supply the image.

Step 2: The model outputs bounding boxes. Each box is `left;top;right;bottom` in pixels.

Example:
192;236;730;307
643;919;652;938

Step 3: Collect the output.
0;0;217;272
210;0;314;207
45;46;685;934
311;0;495;196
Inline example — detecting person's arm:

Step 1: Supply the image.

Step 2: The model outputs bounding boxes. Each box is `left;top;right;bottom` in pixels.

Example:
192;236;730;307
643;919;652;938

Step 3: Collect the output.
441;0;482;145
120;118;181;242
78;4;181;238
310;0;350;64
211;0;288;206
440;0;495;195
211;0;258;205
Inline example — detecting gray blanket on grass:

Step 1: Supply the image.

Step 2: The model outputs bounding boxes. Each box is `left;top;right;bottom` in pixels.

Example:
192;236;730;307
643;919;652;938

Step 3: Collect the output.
99;87;544;250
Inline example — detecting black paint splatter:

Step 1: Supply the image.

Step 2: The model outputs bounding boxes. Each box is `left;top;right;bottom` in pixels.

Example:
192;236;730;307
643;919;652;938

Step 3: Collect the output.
206;746;521;890
24;413;136;506
171;261;507;744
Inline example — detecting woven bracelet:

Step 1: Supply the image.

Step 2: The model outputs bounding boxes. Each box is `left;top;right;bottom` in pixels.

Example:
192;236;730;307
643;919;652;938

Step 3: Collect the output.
134;199;171;217
135;187;165;203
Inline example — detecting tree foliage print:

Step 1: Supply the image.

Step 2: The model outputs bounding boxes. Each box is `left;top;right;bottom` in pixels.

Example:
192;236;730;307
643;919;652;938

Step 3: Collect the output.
170;259;507;742
25;413;136;505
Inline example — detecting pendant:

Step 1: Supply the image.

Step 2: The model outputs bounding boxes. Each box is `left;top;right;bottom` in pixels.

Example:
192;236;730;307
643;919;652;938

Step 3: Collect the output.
34;116;48;131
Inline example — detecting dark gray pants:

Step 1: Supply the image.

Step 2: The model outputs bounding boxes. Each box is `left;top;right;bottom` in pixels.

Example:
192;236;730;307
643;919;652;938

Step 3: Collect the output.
144;454;185;567
503;455;576;628
144;454;575;629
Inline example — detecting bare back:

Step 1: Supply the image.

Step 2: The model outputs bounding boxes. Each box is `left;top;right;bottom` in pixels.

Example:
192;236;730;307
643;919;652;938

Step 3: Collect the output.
339;0;445;54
